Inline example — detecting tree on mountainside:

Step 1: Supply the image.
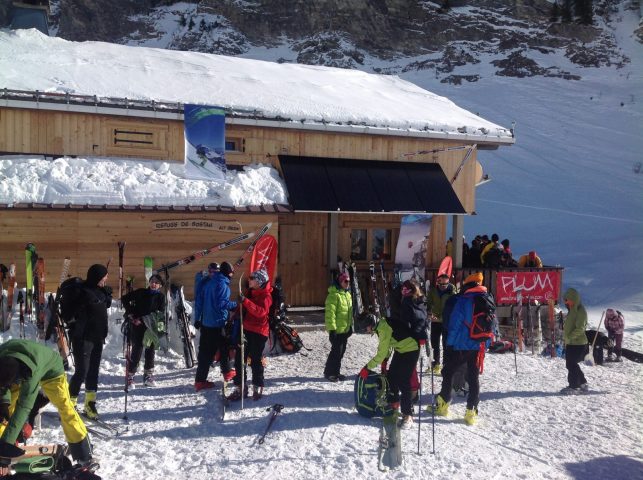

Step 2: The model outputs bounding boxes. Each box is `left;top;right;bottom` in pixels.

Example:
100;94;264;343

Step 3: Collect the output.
561;0;573;22
550;2;560;22
574;0;593;25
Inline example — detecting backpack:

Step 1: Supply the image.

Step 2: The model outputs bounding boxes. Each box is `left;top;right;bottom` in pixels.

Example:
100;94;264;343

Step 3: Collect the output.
56;277;85;326
484;246;502;268
467;292;496;343
274;322;307;354
269;277;287;328
354;371;393;418
448;289;496;373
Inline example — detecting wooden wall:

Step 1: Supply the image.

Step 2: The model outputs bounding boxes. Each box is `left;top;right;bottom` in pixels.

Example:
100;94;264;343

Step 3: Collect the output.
0;210;277;300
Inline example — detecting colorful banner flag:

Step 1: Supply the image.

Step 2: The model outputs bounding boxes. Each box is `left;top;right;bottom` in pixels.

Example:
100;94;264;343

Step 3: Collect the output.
495;271;561;304
394;214;432;285
184;104;226;180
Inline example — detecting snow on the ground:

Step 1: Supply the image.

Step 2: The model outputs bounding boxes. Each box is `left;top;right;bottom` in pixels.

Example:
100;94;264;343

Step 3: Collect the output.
2;304;641;480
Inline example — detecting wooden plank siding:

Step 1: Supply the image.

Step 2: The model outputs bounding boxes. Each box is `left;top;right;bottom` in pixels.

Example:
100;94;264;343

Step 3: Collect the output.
0;211;277;300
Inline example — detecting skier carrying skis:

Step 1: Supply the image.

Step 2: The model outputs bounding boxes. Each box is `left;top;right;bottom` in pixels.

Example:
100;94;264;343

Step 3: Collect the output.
0;340;95;470
560;288;589;394
427;274;456;374
121;274;166;388
228;269;272;401
194;261;237;391
323;272;353;382
361;279;427;429
68;264;112;420
428;272;495;425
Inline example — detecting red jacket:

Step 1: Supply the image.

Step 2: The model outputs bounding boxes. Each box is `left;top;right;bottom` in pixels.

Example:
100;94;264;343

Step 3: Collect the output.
241;282;273;337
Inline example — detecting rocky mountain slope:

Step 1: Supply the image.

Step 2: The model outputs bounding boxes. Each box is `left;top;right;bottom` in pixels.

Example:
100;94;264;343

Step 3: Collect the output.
34;0;641;83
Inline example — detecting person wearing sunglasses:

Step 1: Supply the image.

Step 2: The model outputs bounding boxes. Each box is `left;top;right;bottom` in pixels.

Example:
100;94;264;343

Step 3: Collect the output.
427;274;456;374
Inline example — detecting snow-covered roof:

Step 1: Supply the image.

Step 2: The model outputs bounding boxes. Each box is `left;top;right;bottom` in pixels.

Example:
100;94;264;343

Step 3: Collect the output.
0;29;514;144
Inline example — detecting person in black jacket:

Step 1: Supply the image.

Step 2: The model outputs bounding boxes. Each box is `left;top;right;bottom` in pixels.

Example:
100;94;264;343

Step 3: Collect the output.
391;279;428;428
68;264;112;420
121;274;166;388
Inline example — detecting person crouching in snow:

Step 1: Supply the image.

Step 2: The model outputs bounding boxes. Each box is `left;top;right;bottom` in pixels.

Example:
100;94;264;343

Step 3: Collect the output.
560;288;589;394
228;269;272;401
361;280;427;429
323;272;353;382
0;340;95;471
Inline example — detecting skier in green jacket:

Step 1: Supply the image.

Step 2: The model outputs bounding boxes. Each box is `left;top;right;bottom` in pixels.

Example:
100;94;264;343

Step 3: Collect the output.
0;339;94;468
323;272;353;382
560;288;589;394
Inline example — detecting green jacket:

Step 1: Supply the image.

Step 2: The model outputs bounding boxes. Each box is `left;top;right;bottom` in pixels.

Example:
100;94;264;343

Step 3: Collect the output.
324;285;353;334
563;288;588;346
366;319;419;370
0;340;64;444
427;283;456;322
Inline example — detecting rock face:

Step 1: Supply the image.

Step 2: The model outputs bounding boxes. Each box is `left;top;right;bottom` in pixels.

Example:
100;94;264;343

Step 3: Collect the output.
44;0;639;80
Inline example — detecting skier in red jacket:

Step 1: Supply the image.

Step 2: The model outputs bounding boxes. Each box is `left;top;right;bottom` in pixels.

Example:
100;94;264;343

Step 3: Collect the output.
228;269;273;401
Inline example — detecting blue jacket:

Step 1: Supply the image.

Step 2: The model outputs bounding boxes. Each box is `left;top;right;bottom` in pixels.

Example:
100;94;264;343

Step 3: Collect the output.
445;285;495;351
194;272;238;328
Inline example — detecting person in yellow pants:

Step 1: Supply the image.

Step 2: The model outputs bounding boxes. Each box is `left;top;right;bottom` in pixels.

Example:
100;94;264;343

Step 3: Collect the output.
0;339;94;468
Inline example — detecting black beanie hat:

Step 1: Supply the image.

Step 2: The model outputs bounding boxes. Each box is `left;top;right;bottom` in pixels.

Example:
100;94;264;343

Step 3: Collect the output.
86;264;108;287
220;261;234;277
148;274;164;287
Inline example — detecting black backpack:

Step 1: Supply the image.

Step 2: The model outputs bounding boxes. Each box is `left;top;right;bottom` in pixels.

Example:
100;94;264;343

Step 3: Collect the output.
56;277;85;326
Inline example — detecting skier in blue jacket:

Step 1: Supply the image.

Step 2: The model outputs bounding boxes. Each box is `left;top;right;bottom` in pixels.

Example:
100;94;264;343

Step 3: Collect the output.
428;272;495;426
194;261;237;391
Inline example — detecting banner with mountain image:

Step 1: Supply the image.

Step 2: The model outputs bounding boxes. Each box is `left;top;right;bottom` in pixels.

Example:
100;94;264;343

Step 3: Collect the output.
394;214;432;287
184;104;226;180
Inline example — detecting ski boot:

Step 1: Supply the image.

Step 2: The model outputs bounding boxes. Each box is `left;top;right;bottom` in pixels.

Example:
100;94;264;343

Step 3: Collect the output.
432;364;442;375
143;370;155;387
227;385;248;402
560;386;580;395
426;395;450;416
195;380;215;392
84;391;99;420
464;407;478;426
252;386;264;401
400;415;414;429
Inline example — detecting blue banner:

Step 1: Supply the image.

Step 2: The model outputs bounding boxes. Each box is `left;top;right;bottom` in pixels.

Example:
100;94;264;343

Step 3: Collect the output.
184;104;226;180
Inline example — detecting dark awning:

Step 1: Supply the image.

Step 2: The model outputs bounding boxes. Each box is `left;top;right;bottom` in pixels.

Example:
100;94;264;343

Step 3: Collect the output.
278;155;466;214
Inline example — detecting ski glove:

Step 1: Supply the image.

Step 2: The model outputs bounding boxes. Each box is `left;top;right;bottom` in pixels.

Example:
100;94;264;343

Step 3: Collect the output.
194;320;202;330
359;367;371;380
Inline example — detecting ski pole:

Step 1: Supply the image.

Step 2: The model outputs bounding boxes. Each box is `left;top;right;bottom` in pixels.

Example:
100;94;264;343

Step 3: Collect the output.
417;354;423;455
257;404;284;444
512;303;518;375
123;316;132;423
430;346;435;455
239;273;245;410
